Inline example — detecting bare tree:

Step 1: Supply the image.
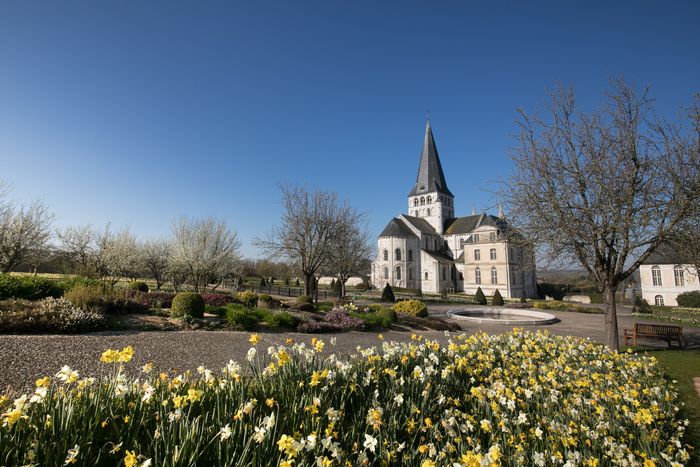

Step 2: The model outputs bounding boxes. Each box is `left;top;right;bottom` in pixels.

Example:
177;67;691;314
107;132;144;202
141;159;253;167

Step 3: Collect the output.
56;225;97;277
0;190;54;272
502;79;700;351
140;239;172;290
94;226;141;284
170;216;241;292
326;221;373;298
254;186;355;297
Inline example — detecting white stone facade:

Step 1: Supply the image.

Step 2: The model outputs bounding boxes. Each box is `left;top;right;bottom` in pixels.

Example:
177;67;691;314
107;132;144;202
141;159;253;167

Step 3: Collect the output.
639;263;699;307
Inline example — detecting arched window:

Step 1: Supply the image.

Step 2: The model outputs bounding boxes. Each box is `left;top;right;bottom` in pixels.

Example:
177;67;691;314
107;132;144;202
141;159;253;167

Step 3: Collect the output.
651;266;662;286
420;197;425;205
427;195;432;204
424;271;429;280
395;248;401;261
426;208;431;216
414;198;419;206
490;248;497;260
655;295;664;306
395;266;401;280
474;249;481;261
674;266;685;286
408;268;413;280
408;249;413;261
491;267;498;284
383;249;388;261
413;211;418;216
475;267;481;284
383;267;388;279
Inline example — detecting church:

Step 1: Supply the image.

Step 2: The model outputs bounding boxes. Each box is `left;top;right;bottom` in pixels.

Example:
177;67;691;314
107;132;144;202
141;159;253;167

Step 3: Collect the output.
370;120;538;299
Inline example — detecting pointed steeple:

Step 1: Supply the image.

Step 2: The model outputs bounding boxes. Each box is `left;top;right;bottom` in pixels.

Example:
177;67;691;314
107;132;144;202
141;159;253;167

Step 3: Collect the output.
408;120;454;197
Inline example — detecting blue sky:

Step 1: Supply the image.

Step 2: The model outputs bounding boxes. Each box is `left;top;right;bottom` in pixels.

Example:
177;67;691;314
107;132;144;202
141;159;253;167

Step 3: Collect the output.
1;1;698;257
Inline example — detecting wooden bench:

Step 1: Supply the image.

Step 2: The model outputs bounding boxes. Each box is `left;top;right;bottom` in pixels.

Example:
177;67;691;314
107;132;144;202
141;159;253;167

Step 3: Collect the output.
624;323;684;348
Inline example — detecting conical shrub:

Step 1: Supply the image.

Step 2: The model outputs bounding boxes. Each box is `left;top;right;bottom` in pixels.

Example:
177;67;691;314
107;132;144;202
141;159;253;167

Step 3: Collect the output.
381;283;396;302
475;287;487;305
491;289;504;306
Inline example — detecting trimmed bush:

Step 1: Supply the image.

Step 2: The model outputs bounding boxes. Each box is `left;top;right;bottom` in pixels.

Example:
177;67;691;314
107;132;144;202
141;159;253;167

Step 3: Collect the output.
381;284;395;303
393;299;428;318
225;304;260;330
676;290;700;308
520;296;527;303
474;287;487;305
0;273;63;300
262;310;297;328
236;290;259;308
56;276;106;293
491;289;504;306
633;296;653;314
353;308;397;328
0;297;107;334
201;293;236;307
171;292;205;319
128;281;149;293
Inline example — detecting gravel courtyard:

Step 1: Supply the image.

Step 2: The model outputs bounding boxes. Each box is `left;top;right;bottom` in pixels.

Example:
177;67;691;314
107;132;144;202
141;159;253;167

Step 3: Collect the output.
2;307;698;393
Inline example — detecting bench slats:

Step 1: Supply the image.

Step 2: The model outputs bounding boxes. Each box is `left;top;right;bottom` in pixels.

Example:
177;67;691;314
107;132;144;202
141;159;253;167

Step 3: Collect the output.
623;322;684;349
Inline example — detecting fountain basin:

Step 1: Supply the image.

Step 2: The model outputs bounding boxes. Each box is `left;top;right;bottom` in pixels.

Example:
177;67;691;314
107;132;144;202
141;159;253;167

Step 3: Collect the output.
446;307;558;325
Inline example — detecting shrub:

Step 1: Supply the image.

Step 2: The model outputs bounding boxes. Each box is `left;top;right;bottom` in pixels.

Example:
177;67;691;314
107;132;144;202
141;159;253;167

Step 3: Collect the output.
128;281;149;293
236;290;259;308
65;285;148;315
474;287;487;305
491;289;504;306
171;292;205;319
297;303;316;312
56;276;106;293
258;294;272;302
262;310;297;328
295;278;300;287
520;296;527;303
393;299;428;317
205;305;228;317
354;282;369;291
0;273;63;300
296;318;342;333
297;295;313;305
200;293;236;307
353;308;397;328
633;296;653;314
676;290;700;308
322;309;365;330
381;284;395;302
225;304;260;330
257;294;273;309
0;297;107;334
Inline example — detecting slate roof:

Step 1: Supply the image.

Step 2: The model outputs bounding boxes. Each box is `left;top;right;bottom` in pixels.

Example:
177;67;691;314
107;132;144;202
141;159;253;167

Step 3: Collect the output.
443;213;507;235
408;121;454;197
641;243;691;265
402;215;438;235
422;249;454;263
378;218;418;238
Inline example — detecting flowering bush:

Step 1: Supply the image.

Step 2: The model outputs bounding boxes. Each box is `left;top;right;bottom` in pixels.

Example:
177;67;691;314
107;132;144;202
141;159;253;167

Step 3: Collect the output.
0;297;107;334
0;331;691;466
323;308;364;330
236;290;259;308
393;299;428;317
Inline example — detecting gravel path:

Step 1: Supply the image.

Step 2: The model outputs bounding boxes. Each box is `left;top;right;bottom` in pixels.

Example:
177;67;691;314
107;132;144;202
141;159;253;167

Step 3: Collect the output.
2;307;698;393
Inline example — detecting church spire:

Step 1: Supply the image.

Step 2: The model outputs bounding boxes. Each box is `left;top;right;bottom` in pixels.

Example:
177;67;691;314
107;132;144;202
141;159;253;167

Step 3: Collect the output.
408;119;454;197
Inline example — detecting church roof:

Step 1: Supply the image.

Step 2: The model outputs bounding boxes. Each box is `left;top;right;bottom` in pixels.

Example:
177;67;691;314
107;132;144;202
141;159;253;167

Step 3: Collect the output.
408;120;454;197
402;215;438;235
378;218;418;238
641;243;691;265
422;249;454;263
444;213;506;235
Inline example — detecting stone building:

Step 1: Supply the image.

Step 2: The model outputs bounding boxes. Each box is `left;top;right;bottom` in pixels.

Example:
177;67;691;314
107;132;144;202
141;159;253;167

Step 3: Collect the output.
639;244;700;306
370;120;537;298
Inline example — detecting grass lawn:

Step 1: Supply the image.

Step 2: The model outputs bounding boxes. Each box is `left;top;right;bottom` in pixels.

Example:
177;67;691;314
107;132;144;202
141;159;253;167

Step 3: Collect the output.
637;349;700;464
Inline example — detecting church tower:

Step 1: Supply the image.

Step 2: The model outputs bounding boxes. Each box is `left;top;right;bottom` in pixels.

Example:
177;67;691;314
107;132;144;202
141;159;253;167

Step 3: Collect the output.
407;119;454;234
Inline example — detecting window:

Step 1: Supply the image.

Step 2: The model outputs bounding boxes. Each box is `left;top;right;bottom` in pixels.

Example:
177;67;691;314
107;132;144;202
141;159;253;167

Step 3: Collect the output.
383;250;388;261
651;266;662;286
442;267;446;280
427;195;432;204
655;295;664;306
408;249;413;261
408;268;413;280
395;248;401;261
383;267;388;279
489;232;496;242
420;197;425;205
490;248;496;260
426;208;431;216
413;211;418;216
473;234;480;242
474;249;481;261
475;267;481;284
674;266;685;286
424;271;429;280
395;266;401;280
414;198;419;206
491;267;498;284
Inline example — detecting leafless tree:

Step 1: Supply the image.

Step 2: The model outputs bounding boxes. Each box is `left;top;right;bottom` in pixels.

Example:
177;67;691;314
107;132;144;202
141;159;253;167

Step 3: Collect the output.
56;225;98;277
140;239;172;290
254;186;357;297
170;216;241;292
501;79;700;351
326;221;373;297
94;225;141;284
0;186;54;273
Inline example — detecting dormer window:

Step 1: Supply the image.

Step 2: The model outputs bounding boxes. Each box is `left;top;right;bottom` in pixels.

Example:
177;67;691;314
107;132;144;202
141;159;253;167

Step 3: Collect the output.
473;233;480;243
489;232;496;242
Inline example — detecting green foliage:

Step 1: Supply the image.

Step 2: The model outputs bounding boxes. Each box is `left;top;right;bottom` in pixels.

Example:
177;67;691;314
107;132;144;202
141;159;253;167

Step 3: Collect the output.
171;292;205;319
295;278;300;287
0;297;107;334
260;277;267;287
677;291;700;308
128;281;149;293
633;296;653;314
491;289;504;306
381;284;395;302
261;310;297;328
354;282;369;291
225;304;260;330
474;287;487;305
64;285;112;310
205;305;228;317
284;277;290;286
297;295;313;305
236;290;259;308
0;273;63;300
297;303;316;312
393;299;428;317
355;306;398;327
55;276;106;293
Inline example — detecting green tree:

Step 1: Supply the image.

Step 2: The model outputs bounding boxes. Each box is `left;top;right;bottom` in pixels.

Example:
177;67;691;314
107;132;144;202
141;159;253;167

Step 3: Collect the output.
381;283;396;302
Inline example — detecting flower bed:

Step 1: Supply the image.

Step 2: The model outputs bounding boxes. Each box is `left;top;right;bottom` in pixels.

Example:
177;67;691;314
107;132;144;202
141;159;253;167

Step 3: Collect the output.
634;307;700;327
0;330;691;465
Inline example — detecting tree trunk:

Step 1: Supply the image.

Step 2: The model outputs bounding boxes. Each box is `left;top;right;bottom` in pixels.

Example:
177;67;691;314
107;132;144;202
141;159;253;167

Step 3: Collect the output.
304;273;314;296
604;286;620;351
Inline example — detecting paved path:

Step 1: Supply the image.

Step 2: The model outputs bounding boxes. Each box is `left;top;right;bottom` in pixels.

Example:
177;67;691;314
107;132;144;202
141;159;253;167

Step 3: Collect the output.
1;306;697;393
